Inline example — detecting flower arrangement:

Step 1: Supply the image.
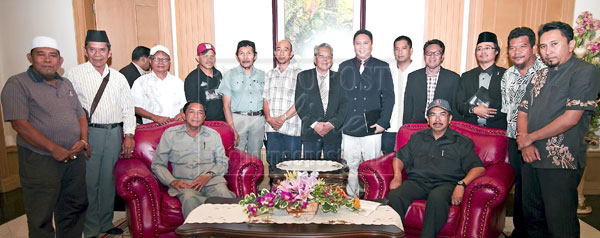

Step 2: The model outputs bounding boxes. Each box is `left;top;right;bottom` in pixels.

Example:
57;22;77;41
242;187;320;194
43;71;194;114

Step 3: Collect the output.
239;171;359;217
574;11;600;145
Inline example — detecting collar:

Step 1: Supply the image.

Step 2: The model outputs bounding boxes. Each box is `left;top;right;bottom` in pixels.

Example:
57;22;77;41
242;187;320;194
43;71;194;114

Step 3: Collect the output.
197;65;218;78
508;54;546;77
150;71;173;81
479;64;495;76
425;127;457;142
316;68;329;79
132;62;148;75
551;54;576;72
355;57;371;65
27;66;63;83
174;124;208;138
85;61;110;77
235;65;257;77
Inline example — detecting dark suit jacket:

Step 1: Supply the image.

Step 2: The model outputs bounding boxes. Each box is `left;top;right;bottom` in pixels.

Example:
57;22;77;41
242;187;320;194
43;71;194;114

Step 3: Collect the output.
295;69;347;144
403;67;460;124
119;62;141;88
455;65;507;129
339;57;395;137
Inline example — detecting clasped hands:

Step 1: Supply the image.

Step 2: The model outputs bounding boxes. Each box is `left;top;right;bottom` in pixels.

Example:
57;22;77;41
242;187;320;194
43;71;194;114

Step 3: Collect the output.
170;173;212;192
314;122;334;137
472;104;496;119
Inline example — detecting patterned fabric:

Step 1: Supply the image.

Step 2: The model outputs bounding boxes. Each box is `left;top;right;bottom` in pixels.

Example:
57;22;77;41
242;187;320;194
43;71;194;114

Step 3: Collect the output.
318;71;330;112
262;65;302;136
425;71;440;108
518;56;600;169
501;55;546;138
65;62;136;134
131;72;187;124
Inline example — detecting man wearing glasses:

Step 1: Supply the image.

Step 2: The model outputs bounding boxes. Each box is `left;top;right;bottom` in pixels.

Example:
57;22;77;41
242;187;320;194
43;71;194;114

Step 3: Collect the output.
403;39;460;124
455;32;507;129
131;45;186;125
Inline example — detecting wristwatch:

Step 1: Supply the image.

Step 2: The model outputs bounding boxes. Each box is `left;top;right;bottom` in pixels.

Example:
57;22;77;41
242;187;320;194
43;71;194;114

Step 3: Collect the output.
457;180;467;188
207;171;216;178
124;133;134;138
468;106;475;114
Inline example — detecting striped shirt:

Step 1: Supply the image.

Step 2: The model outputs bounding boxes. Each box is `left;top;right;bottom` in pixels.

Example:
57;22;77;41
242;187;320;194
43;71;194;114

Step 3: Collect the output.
65;62;136;134
262;64;302;136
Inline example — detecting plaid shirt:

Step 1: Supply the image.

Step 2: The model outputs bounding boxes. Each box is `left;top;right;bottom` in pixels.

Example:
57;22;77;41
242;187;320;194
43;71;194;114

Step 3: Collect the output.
262;64;302;136
426;71;440;109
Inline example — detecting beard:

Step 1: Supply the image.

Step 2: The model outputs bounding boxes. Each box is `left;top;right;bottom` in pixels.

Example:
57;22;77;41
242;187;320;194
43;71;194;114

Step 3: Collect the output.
542;58;558;68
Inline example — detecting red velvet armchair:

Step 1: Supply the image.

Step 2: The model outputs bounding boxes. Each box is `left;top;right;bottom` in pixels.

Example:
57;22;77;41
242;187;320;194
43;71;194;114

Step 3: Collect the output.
358;121;514;238
114;121;264;238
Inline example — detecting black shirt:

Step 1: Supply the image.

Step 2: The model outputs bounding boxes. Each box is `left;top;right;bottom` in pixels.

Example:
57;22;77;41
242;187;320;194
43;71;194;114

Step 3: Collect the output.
518;56;600;169
184;66;225;121
396;128;483;189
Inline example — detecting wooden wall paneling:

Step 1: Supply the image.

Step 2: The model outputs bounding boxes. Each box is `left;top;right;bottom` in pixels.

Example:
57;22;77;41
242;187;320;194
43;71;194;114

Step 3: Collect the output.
94;0;138;70
425;0;465;73
72;0;97;64
136;0;157;5
174;0;215;78
157;0;174;73
136;5;160;48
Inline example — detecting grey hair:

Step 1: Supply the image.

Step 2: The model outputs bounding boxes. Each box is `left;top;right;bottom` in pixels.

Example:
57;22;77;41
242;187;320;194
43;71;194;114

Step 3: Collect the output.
313;43;333;56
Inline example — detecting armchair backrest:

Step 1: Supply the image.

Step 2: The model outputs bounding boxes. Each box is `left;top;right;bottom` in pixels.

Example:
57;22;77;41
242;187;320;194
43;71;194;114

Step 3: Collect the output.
130;120;235;169
395;121;508;166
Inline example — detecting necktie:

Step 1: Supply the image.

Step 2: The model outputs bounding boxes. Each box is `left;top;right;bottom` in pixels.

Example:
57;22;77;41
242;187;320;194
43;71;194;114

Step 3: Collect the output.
318;74;328;112
359;60;365;74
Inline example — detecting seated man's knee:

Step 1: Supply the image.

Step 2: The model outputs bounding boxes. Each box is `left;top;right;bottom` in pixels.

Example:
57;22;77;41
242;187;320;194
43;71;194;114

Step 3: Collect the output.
427;186;453;204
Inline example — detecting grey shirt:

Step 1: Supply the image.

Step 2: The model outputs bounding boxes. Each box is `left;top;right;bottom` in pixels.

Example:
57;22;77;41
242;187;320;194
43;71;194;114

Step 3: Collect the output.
1;67;85;156
518;56;600;169
151;124;229;196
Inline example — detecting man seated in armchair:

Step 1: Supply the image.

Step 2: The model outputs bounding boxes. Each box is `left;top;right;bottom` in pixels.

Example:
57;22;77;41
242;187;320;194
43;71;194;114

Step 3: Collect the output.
151;100;235;218
386;99;485;238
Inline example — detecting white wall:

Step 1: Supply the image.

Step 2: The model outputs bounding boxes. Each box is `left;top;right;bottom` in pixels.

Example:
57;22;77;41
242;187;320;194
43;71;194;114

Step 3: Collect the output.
574;0;600;24
0;0;78;146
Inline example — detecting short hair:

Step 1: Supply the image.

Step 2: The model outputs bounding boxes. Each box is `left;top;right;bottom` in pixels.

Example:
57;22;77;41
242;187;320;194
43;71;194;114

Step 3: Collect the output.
538;21;574;42
353;29;373;42
236;40;257;54
423;39;445;55
183;100;205;114
277;40;293;52
508;27;536;47
393;35;413;49
313;43;333;56
131;46;150;61
84;42;111;51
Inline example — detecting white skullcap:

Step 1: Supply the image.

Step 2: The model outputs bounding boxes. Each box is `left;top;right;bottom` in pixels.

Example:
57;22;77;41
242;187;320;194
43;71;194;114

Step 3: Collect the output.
31;36;59;52
150;45;170;57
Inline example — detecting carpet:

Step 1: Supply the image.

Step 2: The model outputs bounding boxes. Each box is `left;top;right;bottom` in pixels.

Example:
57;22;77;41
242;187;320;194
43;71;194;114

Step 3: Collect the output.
100;218;129;238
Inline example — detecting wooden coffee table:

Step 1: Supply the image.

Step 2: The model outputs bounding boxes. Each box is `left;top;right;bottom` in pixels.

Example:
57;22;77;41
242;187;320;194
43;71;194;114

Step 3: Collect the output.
175;197;405;238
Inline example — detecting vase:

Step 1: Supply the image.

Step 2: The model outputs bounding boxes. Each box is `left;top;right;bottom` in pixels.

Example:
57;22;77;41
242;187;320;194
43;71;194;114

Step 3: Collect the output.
286;201;319;217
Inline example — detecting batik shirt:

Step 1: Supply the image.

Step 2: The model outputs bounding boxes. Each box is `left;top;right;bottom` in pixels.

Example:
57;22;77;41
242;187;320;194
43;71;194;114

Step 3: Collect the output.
518;56;600;169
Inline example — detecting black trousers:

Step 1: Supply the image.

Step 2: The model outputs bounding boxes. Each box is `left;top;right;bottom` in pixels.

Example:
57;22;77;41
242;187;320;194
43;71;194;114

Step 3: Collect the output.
381;132;397;154
387;180;454;238
508;138;526;237
18;146;88;238
521;163;583;238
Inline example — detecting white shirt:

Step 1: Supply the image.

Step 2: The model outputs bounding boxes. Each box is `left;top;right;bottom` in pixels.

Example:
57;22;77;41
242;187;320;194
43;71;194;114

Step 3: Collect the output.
132;62;149;76
387;61;420;132
131;71;187;124
65;62;136;134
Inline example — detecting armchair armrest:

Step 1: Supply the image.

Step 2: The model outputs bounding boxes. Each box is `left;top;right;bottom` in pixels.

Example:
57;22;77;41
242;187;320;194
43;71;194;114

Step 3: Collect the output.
225;148;264;197
358;153;396;200
114;158;163;237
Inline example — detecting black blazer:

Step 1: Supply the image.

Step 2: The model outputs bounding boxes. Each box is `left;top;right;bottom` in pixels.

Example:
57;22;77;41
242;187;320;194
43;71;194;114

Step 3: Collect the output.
455;65;507;129
119;63;141;88
295;69;347;144
338;57;395;136
403;67;460;124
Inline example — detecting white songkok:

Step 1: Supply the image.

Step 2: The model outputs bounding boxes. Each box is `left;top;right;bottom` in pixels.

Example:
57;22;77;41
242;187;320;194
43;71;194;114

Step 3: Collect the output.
31;36;59;52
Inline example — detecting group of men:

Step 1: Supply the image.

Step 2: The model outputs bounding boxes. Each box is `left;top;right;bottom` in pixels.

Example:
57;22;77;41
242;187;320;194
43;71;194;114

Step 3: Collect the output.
2;19;599;238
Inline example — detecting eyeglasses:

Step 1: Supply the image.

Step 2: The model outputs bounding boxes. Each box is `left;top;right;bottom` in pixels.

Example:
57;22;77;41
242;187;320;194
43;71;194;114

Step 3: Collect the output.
476;46;495;52
425;51;442;56
151;57;170;62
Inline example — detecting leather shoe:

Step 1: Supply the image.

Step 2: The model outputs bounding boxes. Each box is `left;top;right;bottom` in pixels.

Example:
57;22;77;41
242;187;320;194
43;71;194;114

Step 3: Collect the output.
103;227;124;235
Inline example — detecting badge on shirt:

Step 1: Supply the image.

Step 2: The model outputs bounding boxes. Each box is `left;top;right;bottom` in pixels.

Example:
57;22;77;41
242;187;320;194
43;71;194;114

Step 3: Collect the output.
205;89;221;101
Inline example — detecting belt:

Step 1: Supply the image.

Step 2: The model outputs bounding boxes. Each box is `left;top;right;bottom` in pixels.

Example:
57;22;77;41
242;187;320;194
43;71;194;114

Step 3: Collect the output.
233;110;264;116
88;123;122;129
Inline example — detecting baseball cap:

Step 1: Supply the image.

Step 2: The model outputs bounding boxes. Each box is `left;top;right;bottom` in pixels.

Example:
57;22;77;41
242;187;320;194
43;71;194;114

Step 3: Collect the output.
197;43;215;55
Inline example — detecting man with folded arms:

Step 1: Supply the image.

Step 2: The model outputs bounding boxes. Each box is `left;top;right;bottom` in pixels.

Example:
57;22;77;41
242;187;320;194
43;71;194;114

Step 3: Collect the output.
152;101;235;218
132;45;186;125
2;36;88;238
387;99;485;238
65;30;136;237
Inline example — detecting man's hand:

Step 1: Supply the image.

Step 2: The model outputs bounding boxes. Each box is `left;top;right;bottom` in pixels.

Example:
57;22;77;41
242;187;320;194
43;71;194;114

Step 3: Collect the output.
174;112;185;121
266;116;284;131
472;103;496;119
121;136;135;158
370;124;385;134
190;174;212;191
68;140;86;158
516;133;534;150
233;129;240;146
170;179;191;191
321;122;334;136
451;185;465;205
521;145;541;163
51;145;71;162
152;115;171;125
389;176;402;190
84;145;92;159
